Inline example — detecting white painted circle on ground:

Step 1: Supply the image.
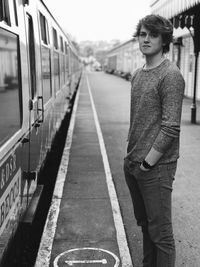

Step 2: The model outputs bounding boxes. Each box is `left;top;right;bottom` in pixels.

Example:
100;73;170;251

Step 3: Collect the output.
54;247;120;266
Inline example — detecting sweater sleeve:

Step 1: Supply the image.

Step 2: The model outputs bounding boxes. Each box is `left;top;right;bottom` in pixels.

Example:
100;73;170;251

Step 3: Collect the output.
127;69;141;142
152;69;185;153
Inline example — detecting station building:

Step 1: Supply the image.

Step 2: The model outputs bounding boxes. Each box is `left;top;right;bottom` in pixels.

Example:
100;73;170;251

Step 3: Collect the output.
151;0;200;122
105;0;200;122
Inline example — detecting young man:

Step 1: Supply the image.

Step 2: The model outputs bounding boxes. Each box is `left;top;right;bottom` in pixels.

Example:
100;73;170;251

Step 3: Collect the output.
124;15;185;267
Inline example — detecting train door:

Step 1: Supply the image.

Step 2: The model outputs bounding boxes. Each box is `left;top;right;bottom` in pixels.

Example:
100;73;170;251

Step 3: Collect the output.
24;12;41;202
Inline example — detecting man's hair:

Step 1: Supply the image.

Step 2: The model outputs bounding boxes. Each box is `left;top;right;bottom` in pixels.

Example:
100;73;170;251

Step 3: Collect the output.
134;14;173;53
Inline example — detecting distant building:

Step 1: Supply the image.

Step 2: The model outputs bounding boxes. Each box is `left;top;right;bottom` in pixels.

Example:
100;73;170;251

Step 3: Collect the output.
105;38;145;76
151;0;200;121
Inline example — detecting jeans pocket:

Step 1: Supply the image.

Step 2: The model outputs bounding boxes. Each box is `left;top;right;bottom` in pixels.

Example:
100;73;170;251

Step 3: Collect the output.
123;158;138;176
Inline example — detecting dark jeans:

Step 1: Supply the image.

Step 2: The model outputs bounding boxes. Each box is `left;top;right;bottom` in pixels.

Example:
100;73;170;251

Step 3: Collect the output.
124;158;177;267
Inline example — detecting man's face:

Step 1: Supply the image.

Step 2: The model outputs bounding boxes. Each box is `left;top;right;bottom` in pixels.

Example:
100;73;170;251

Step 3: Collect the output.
138;25;164;57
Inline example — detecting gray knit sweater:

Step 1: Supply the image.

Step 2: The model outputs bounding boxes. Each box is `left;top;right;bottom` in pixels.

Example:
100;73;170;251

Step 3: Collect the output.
126;59;185;164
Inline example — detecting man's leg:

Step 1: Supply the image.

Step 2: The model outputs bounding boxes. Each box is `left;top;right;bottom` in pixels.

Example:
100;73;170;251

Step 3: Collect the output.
142;226;157;267
137;163;177;267
124;159;157;267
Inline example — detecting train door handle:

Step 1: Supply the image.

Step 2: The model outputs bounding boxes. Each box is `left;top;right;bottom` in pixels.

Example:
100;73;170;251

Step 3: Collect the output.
37;96;44;123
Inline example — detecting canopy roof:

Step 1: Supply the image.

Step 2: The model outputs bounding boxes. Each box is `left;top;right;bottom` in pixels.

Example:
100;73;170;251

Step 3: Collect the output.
150;0;200;18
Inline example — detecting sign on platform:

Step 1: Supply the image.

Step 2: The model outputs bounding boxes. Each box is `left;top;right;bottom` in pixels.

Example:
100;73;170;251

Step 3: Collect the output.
54;247;120;267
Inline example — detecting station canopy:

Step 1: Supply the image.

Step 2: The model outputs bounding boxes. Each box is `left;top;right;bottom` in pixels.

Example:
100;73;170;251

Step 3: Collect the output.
150;0;200;19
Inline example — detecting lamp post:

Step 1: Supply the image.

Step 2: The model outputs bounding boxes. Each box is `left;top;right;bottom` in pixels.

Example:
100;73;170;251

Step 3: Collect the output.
190;14;200;124
191;51;198;123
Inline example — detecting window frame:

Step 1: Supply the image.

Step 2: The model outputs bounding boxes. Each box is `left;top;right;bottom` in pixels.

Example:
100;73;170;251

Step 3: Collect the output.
0;0;11;25
39;12;50;46
60;36;64;52
52;27;58;50
0;27;23;149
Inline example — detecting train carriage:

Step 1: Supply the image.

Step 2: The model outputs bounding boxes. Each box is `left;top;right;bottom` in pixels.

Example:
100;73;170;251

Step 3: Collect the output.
0;0;82;261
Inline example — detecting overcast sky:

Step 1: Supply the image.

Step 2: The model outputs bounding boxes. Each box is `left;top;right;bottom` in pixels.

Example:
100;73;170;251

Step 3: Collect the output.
43;0;151;42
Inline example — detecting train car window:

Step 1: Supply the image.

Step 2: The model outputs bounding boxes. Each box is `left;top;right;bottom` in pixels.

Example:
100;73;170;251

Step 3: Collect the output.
0;0;11;25
71;50;75;73
64;41;69;83
53;27;58;49
52;27;59;91
39;13;51;102
59;36;64;86
27;14;36;99
41;44;52;103
39;13;52;102
13;0;18;26
60;36;63;52
64;42;68;55
53;51;59;92
0;28;21;147
39;12;49;45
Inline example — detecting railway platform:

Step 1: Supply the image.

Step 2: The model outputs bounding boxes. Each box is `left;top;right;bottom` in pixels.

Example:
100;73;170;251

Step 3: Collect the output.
33;69;200;267
34;72;133;267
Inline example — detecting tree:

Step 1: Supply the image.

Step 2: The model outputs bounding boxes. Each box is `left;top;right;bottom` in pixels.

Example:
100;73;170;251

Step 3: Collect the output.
71;40;80;52
83;46;94;57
